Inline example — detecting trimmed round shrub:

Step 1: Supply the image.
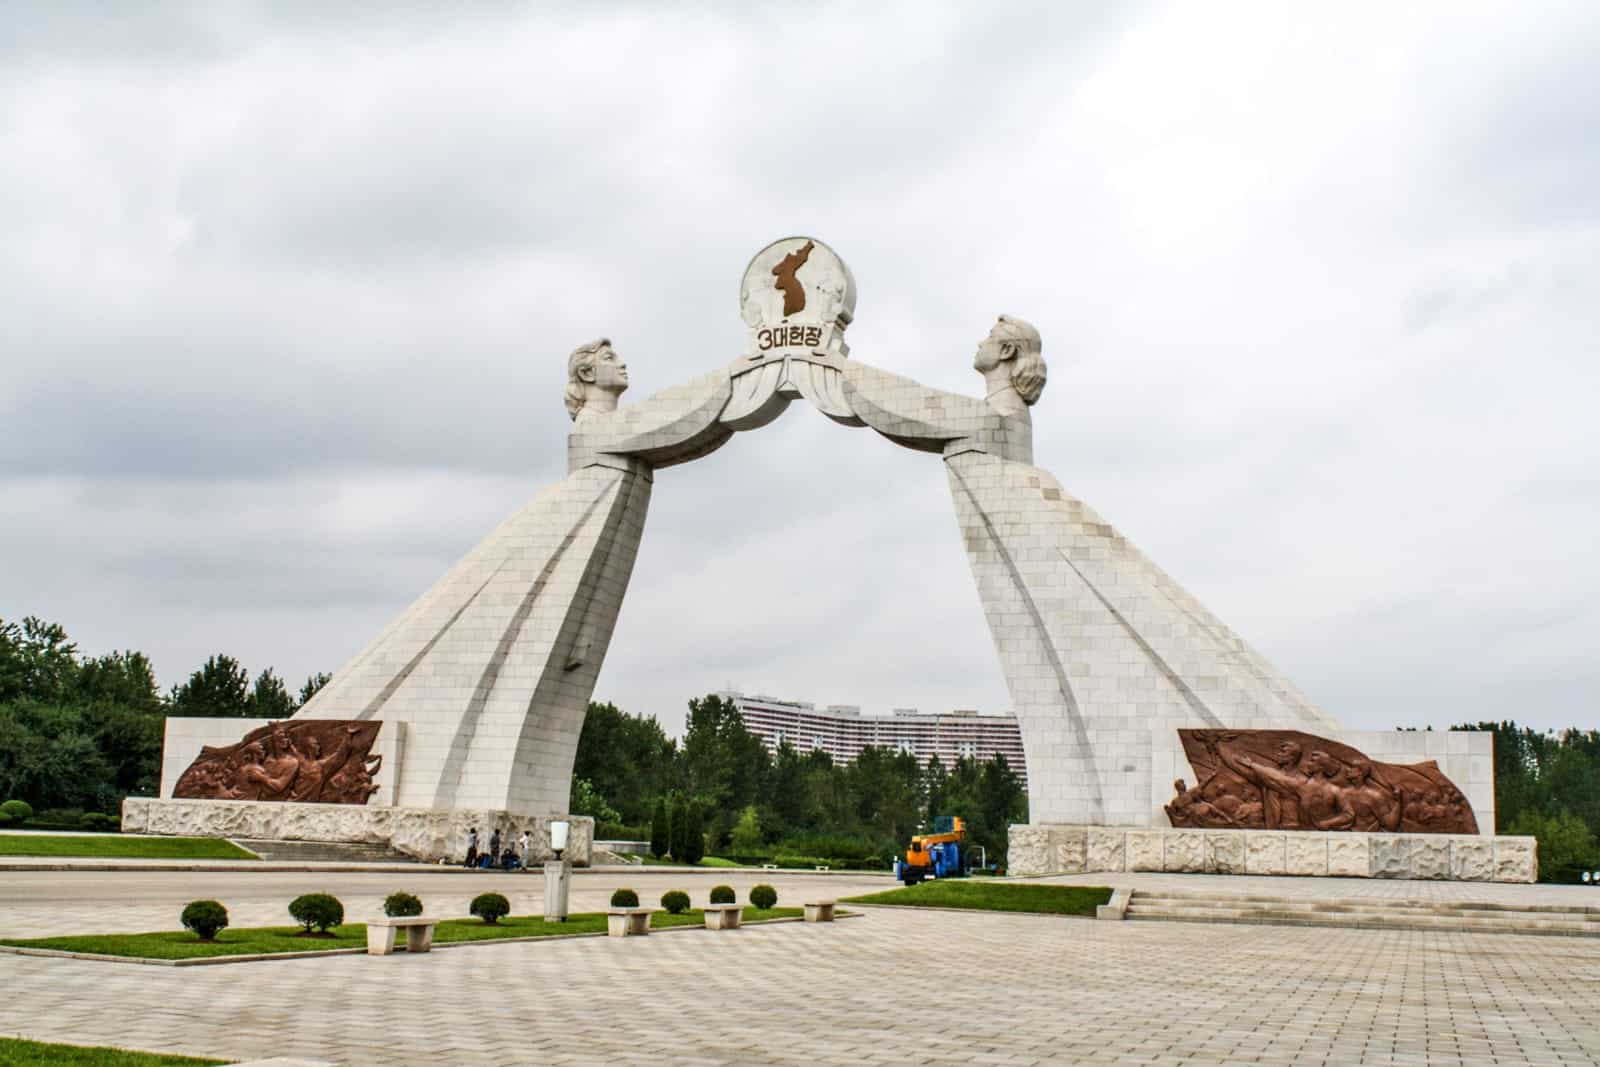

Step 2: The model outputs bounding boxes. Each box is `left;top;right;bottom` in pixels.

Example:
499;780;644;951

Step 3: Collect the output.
1;800;34;825
609;887;639;908
470;892;510;924
709;884;736;905
660;890;690;914
384;891;423;918
288;893;345;934
750;884;778;910
181;899;229;942
78;812;120;832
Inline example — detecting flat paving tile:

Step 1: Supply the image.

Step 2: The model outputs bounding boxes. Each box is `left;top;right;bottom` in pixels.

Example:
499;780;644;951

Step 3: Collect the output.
1;870;1599;1064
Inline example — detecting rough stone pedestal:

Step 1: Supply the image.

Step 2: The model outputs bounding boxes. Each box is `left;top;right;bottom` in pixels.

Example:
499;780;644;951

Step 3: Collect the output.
1007;825;1537;883
121;797;593;866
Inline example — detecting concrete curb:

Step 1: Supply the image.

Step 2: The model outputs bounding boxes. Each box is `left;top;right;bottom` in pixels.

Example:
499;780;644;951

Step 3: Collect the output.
0;859;896;876
841;901;1098;920
1096;888;1131;920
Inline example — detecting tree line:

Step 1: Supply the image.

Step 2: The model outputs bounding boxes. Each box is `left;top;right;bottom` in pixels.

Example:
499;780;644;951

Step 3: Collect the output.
1460;721;1600;881
0;616;328;815
5;615;1595;880
570;694;1029;868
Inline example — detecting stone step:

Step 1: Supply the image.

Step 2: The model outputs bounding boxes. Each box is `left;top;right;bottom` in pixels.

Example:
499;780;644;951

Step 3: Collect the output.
231;839;418;863
1129;888;1600;917
1128;895;1600;923
1125;905;1600;937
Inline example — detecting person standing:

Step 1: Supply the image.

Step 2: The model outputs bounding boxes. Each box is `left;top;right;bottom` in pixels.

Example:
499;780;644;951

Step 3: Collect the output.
488;828;502;868
464;827;479;869
517;830;532;871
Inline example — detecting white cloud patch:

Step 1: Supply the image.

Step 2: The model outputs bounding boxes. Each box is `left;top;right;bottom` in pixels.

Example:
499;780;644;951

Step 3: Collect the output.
2;0;1596;733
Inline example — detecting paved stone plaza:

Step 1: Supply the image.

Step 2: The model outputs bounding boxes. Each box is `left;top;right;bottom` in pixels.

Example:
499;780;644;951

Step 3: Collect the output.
3;869;1600;1065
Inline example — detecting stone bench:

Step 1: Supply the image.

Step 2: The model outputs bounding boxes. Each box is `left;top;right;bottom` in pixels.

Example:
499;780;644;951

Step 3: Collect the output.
366;915;437;956
814;865;830;872
804;900;836;923
761;863;779;870
702;903;743;930
607;906;652;937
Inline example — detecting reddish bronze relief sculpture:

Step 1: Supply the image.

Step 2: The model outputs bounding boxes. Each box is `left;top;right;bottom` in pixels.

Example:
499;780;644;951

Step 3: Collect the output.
1166;729;1477;835
174;720;383;805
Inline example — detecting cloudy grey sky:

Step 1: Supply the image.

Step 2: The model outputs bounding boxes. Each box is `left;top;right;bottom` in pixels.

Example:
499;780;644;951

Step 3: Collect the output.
3;1;1597;737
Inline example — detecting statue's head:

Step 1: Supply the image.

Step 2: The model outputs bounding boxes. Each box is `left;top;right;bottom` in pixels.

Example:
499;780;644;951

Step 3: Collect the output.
1343;759;1372;785
1273;739;1303;768
1305;749;1342;779
565;338;629;420
974;315;1046;405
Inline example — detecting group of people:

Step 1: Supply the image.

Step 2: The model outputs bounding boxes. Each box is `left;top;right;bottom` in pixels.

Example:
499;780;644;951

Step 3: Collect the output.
1167;732;1476;834
462;827;533;871
175;720;383;805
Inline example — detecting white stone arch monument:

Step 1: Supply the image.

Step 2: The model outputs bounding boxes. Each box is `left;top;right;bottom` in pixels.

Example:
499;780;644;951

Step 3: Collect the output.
293;236;1341;821
133;236;1523;880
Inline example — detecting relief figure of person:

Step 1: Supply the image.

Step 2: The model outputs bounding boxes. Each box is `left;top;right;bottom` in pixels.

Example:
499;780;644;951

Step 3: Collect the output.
1341;758;1402;832
239;726;301;800
1166;777;1237;828
1205;736;1356;831
1256;739;1305;829
286;724;362;802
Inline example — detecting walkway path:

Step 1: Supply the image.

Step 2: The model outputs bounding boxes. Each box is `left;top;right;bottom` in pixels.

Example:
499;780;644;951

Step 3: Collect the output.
2;869;1599;1064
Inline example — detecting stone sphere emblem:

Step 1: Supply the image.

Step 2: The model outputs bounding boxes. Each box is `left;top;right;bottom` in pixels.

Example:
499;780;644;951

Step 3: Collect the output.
739;236;856;358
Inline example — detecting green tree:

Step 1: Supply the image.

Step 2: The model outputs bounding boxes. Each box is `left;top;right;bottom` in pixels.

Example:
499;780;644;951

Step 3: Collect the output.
683;801;706;864
923;753;949;826
669;794;688;860
168;655;251;718
569;777;621;825
1508;808;1597;879
649;796;669;859
297;672;332;707
247;668;296;719
571;701;677;826
730;804;764;855
680;693;771;834
0;617;80;704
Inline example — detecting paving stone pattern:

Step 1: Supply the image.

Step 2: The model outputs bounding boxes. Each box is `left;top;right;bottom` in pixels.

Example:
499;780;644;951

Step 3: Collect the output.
3;871;1600;1065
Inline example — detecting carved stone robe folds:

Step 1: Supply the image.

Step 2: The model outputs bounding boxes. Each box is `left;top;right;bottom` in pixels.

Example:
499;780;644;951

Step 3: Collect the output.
839;363;1342;827
295;371;733;815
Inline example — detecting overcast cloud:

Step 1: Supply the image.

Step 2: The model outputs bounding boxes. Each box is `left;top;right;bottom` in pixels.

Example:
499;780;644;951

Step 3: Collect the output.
2;1;1597;737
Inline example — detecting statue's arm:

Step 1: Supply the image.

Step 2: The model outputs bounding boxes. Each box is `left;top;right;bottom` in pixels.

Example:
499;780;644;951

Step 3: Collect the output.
570;368;734;470
840;362;996;454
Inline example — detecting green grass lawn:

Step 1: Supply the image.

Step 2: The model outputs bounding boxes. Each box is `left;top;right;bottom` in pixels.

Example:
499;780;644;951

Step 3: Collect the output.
1;907;807;961
0;1036;223;1065
0;835;257;861
1;924;368;960
632;854;741;867
841;880;1112;915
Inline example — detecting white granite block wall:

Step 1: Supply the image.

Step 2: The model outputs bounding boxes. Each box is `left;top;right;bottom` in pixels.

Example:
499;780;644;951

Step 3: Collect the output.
296;464;652;817
947;449;1347;827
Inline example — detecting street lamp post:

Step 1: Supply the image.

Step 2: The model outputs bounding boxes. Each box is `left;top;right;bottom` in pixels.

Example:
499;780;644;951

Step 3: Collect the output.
544;819;572;922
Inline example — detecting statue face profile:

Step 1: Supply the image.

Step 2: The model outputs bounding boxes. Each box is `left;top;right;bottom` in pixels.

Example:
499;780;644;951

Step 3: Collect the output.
565;338;630;421
973;315;1046;407
1305;749;1341;779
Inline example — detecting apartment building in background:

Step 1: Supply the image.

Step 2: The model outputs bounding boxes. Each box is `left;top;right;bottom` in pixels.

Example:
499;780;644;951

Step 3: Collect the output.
721;691;1028;785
